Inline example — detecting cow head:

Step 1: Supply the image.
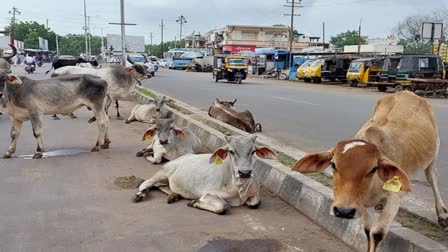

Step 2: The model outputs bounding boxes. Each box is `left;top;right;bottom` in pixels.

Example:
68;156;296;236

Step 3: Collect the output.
152;95;174;112
209;135;277;179
127;64;148;83
292;139;411;219
216;98;237;109
0;74;22;112
142;118;185;145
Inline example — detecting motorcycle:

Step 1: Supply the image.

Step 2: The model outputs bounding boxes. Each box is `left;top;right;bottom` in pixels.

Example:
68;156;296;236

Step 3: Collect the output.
25;63;35;74
37;60;43;67
262;68;288;80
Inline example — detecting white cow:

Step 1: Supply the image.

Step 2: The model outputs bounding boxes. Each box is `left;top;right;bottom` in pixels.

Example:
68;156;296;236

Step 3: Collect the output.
125;95;173;124
134;135;277;215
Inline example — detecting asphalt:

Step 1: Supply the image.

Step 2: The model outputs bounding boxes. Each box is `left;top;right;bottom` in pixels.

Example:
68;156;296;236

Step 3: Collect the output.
0;64;354;252
144;68;448;221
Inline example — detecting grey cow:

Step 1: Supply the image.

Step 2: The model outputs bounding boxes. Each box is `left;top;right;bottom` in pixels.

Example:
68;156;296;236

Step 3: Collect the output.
208;99;262;133
134;135;277;215
0;73;110;159
52;64;147;119
140;118;203;164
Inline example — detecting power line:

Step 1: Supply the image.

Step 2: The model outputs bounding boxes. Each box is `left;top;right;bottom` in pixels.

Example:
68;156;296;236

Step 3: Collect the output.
8;6;21;44
283;0;303;51
176;15;187;41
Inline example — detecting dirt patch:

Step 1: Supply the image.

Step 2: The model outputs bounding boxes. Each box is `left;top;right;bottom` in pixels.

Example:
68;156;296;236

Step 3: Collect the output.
110;176;145;190
198;239;282;252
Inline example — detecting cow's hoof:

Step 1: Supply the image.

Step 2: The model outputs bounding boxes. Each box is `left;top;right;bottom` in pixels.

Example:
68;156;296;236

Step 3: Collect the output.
91;146;100;152
88;117;96;124
248;201;262;209
2;154;11;159
133;192;145;203
167;194;181;204
439;215;448;228
142;151;153;158
32;153;43;159
216;208;228;215
101;143;110;149
70;115;78;119
187;200;198;208
116;116;124;120
136;150;145;157
125;120;131;124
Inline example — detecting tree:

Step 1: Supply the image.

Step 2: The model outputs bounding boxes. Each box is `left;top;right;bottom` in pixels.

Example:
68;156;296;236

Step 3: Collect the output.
145;40;185;58
330;30;366;49
4;21;57;50
58;34;103;56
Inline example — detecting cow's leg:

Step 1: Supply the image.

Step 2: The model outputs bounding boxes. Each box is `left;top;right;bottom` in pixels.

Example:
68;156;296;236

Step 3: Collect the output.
3;119;23;158
157;186;183;204
30;114;45;159
362;208;376;252
70;113;77;119
146;141;166;164
425;161;448;227
115;100;123;120
245;191;262;209
52;114;60;120
188;194;230;215
125;105;139;124
369;194;400;252
134;170;169;202
91;108;108;152
101;121;111;149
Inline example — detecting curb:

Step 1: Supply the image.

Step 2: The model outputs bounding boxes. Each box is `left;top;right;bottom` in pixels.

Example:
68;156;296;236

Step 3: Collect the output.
135;88;448;252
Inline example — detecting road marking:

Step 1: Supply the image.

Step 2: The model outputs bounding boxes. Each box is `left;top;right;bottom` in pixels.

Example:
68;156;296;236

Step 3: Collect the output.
272;96;319;106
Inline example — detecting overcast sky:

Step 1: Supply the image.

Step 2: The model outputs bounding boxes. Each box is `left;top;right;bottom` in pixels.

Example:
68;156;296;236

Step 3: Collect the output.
1;0;448;45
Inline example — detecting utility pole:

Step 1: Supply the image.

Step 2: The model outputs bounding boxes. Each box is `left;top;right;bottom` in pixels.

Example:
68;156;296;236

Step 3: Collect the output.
176;15;187;41
8;7;21;44
160;19;165;58
83;0;88;58
174;35;177;49
322;21;325;51
109;0;136;66
357;18;362;55
150;32;153;46
284;0;302;52
88;16;91;59
56;35;59;55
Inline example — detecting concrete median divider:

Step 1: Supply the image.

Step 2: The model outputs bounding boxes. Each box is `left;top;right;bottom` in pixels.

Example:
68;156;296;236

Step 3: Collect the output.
134;87;448;252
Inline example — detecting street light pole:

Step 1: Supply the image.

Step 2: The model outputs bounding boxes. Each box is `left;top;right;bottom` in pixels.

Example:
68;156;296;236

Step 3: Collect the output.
176;15;187;42
120;0;126;66
83;0;88;58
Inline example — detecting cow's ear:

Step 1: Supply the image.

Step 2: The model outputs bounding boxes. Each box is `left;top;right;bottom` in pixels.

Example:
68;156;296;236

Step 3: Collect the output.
378;157;411;192
172;127;185;139
6;75;22;85
232;98;237;105
126;67;134;73
164;97;175;104
142;127;157;141
255;146;277;159
209;147;228;164
292;151;333;174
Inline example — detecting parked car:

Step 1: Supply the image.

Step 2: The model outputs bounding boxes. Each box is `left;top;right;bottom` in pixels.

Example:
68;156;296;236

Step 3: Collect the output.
144;61;156;77
158;59;168;68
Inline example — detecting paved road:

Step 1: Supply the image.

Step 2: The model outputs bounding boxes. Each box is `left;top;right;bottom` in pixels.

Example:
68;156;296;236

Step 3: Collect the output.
0;64;353;251
145;68;448;214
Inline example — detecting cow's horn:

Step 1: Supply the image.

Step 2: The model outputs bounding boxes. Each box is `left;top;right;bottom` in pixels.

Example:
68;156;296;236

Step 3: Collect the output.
1;44;17;61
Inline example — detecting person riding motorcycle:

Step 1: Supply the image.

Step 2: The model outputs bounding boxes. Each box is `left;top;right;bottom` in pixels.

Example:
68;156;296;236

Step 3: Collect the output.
24;55;36;68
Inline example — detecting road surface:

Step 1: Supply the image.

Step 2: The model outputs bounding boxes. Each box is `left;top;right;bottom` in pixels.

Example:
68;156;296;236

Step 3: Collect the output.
0;64;353;251
145;68;448;217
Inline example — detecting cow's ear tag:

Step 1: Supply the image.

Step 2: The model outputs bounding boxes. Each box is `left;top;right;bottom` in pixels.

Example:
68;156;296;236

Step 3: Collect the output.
383;176;401;192
215;156;223;165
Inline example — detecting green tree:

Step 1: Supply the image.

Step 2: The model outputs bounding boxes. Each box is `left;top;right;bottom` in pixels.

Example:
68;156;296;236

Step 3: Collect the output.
58;34;103;56
330;30;366;49
145;40;185;58
4;21;57;50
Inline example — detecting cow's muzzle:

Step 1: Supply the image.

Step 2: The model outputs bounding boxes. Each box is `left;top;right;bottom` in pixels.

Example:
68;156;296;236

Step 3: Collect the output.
333;207;356;219
238;170;252;178
155;108;161;112
159;139;169;145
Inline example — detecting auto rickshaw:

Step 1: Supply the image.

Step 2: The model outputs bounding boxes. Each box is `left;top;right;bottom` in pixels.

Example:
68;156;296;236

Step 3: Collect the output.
296;59;313;80
305;57;354;83
347;58;384;87
213;55;248;84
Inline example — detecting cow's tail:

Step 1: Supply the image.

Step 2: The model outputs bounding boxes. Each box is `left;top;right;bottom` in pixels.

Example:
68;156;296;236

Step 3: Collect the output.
45;65;54;75
254;123;262;132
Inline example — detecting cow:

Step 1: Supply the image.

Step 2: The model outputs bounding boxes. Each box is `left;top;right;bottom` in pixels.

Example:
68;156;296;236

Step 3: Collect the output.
133;135;277;215
45;58;99;74
0;44;16;75
125;95;174;124
76;62;100;68
0;73;110;159
291;91;447;252
208;98;262;133
51;64;147;120
139;118;203;164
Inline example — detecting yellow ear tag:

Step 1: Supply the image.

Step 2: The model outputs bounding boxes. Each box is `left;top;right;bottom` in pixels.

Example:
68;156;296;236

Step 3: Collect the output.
383;176;402;192
144;134;152;141
215;156;223;165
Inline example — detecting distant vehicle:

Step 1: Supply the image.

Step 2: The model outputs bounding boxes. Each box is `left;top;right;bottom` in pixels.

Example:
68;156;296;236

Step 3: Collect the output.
158;59;168;68
59;55;75;60
347;58;384;87
166;50;192;70
144;61;156;77
296;59;313;81
213;55;248;84
128;54;146;64
305;57;355;83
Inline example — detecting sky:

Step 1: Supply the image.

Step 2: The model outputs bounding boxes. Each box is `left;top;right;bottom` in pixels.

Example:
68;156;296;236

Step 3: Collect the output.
1;0;448;45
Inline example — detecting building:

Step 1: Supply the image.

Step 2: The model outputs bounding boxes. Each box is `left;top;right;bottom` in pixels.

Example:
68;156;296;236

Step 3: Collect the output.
107;34;145;53
184;33;206;48
206;25;326;54
0;35;24;54
344;37;404;54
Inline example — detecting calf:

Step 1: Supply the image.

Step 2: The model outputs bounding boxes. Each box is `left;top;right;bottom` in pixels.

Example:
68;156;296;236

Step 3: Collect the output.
291;91;447;252
125;95;174;124
134;135;277;214
140;118;203;164
208;98;262;133
0;73;110;159
52;64;147;119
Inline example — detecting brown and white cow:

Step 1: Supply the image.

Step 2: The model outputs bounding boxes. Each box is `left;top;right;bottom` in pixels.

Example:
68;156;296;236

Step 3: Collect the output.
291;91;447;252
208;98;262;133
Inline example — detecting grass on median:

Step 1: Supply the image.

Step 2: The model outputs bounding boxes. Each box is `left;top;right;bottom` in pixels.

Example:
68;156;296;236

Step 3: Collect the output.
137;86;156;98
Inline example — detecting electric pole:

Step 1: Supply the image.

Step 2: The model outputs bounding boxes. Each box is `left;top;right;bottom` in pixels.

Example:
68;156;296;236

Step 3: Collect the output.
357;18;362;55
323;21;326;51
88;16;92;59
284;0;302;51
150;32;153;46
83;0;88;58
56;35;59;55
8;7;21;44
176;15;187;41
109;0;136;66
160;19;165;58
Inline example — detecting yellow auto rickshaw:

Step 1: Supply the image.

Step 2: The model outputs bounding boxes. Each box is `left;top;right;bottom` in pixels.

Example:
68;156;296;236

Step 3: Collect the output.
296;59;313;80
213;55;248;84
347;58;384;87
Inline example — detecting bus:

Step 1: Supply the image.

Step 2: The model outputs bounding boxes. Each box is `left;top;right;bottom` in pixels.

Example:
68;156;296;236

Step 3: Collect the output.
165;49;193;70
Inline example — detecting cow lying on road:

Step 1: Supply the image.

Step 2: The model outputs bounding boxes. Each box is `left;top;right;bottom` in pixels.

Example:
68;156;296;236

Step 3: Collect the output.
208;98;262;133
126;95;174;124
140;118;203;164
291;91;447;252
134;135;277;215
0;73;110;159
52;64;147;120
45;58;98;74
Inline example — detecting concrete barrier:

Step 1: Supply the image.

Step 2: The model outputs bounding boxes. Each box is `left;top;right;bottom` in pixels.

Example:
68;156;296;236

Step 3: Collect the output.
135;88;448;252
